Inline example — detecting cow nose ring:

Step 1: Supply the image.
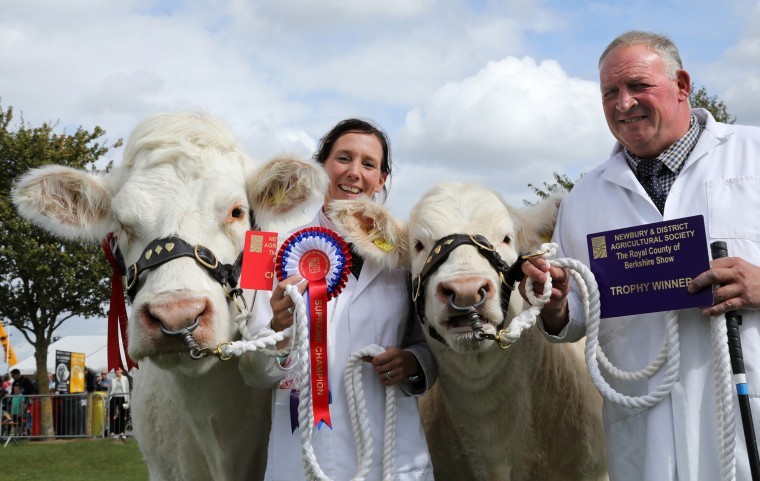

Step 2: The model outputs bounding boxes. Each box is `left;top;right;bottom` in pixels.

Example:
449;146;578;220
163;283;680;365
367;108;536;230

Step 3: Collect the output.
447;287;494;341
159;316;207;359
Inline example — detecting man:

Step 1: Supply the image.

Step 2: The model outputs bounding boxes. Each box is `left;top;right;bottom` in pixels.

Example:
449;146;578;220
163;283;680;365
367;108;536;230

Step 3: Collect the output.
521;31;760;480
10;369;36;395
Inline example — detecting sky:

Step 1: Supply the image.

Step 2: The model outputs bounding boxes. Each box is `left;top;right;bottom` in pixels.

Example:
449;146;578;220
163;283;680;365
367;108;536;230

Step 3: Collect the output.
3;0;760;372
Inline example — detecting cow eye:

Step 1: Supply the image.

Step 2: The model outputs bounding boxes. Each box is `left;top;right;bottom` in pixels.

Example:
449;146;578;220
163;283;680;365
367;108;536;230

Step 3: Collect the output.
227;205;247;224
414;240;424;252
503;235;512;245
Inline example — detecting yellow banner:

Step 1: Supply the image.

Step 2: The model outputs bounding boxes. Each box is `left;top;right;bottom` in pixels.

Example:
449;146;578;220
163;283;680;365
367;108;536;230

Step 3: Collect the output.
70;352;86;393
0;323;18;366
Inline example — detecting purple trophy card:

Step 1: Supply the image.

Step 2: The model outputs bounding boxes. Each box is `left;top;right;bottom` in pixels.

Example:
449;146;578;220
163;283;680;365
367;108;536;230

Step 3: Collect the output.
587;215;712;318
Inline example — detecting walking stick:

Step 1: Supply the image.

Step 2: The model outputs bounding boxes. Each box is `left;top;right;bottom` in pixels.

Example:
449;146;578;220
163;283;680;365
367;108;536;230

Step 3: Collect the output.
711;241;760;480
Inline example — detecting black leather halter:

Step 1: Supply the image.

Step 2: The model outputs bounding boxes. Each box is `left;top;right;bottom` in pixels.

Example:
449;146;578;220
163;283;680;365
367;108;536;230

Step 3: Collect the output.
117;236;245;304
411;234;528;346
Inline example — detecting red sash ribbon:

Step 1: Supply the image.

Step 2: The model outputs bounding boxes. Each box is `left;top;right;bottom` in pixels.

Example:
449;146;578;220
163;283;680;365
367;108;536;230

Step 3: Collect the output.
299;249;332;428
308;278;331;428
101;233;138;372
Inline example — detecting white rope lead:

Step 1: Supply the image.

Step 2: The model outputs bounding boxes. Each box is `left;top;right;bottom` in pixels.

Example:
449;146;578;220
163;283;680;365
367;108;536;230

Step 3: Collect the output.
223;284;398;481
511;242;736;481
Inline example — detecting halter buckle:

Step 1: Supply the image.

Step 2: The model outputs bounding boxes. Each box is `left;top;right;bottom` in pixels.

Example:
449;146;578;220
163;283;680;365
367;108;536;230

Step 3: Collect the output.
125;263;138;290
468;234;495;252
194;245;219;270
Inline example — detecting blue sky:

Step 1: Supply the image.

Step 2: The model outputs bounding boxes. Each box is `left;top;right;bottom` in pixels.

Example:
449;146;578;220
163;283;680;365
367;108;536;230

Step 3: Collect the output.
3;0;760;371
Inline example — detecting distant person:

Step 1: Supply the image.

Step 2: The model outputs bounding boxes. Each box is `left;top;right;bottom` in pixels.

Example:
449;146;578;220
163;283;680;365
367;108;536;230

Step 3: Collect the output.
10;369;36;395
85;368;96;393
1;373;11;395
97;370;110;391
107;368;130;437
9;385;25;436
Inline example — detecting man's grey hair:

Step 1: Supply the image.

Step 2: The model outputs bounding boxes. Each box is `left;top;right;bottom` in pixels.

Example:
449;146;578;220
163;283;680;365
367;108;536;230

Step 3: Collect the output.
599;30;683;79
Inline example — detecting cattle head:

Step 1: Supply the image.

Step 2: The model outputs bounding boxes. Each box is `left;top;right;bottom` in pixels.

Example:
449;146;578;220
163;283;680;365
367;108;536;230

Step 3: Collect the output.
13;111;326;373
330;182;560;354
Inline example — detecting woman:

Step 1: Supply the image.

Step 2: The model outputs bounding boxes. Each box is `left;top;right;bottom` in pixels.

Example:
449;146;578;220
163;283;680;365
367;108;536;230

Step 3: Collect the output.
241;118;436;481
107;368;130;437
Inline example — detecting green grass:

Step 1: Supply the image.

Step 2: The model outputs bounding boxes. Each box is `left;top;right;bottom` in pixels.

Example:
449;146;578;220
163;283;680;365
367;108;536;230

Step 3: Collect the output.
1;437;148;480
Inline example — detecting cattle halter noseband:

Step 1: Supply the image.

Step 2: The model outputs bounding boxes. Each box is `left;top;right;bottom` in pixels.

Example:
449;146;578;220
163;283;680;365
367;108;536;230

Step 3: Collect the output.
111;235;247;359
411;233;539;347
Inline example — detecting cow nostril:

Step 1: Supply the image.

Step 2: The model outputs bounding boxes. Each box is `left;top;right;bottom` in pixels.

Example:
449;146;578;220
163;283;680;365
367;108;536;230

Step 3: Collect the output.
478;284;490;302
441;286;455;301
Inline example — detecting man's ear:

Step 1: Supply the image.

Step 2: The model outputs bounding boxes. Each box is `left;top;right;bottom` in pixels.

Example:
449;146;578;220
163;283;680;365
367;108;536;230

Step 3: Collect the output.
676;70;691;102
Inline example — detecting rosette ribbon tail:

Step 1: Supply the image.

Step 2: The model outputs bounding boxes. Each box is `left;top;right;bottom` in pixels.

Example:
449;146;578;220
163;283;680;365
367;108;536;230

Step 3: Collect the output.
309;277;332;429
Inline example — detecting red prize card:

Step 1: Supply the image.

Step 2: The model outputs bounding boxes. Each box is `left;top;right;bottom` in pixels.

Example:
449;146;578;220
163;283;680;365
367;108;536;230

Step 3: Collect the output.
240;231;278;290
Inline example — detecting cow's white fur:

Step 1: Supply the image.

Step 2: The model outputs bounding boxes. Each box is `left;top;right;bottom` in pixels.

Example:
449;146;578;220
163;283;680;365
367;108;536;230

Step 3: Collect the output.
330;182;607;481
13;111;327;481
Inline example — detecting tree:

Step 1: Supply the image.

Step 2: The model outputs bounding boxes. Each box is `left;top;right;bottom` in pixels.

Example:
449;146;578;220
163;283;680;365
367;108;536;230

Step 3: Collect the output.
690;83;735;124
0;103;120;435
525;84;735;204
525;172;576;206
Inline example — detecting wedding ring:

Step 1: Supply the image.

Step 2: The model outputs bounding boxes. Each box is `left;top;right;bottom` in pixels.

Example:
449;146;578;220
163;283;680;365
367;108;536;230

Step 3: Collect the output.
287;306;294;315
385;370;392;381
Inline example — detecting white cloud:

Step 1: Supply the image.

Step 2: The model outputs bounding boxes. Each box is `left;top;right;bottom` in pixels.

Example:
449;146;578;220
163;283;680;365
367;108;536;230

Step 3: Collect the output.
711;5;760;126
393;56;611;213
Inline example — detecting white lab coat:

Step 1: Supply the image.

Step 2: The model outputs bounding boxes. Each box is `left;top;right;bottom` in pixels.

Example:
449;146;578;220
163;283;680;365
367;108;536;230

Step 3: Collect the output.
240;211;435;481
547;109;760;480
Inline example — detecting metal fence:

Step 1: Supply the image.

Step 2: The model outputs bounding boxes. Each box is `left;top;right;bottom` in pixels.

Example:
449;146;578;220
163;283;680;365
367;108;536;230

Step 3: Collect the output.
1;391;133;446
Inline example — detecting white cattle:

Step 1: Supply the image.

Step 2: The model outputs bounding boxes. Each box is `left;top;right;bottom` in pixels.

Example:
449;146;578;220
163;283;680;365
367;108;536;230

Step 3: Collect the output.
330;182;607;481
13;111;327;481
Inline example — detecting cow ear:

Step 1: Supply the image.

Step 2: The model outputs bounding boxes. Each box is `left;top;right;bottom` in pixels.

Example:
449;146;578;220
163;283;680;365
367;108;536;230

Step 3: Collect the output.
13;165;113;241
512;193;563;252
247;156;327;232
328;197;408;271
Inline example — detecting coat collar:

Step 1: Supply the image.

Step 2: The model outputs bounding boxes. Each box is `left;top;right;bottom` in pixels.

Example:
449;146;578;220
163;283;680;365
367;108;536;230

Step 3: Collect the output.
599;108;730;194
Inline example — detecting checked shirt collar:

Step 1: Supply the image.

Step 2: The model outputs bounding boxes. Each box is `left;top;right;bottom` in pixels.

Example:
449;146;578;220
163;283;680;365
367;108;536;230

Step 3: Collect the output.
624;113;704;197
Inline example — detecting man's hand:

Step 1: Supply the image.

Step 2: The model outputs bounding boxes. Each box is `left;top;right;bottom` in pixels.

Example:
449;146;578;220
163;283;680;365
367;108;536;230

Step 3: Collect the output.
688;256;760;317
518;257;571;335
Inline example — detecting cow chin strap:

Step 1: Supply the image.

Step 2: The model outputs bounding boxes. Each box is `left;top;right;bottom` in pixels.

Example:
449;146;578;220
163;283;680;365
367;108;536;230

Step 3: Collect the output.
411;233;539;348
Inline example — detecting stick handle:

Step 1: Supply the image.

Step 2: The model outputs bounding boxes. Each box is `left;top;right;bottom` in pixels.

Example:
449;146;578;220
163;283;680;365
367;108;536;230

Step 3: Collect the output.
711;241;760;481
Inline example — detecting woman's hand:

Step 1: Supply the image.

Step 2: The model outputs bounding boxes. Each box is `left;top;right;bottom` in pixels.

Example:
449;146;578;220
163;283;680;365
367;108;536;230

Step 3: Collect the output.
368;347;420;386
269;275;307;332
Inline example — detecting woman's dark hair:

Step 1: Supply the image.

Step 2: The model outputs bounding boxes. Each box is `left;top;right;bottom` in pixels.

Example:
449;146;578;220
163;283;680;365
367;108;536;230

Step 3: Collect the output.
313;118;393;178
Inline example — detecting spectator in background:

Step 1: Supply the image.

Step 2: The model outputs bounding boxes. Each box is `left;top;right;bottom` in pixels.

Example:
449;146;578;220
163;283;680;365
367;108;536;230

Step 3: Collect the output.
85;368;96;393
97;370;110;391
9;385;25;436
10;369;36;395
1;373;11;395
107;367;129;437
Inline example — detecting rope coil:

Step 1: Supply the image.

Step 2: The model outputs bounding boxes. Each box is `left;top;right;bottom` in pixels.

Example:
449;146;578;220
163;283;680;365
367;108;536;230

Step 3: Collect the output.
223;284;398;481
514;242;736;481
